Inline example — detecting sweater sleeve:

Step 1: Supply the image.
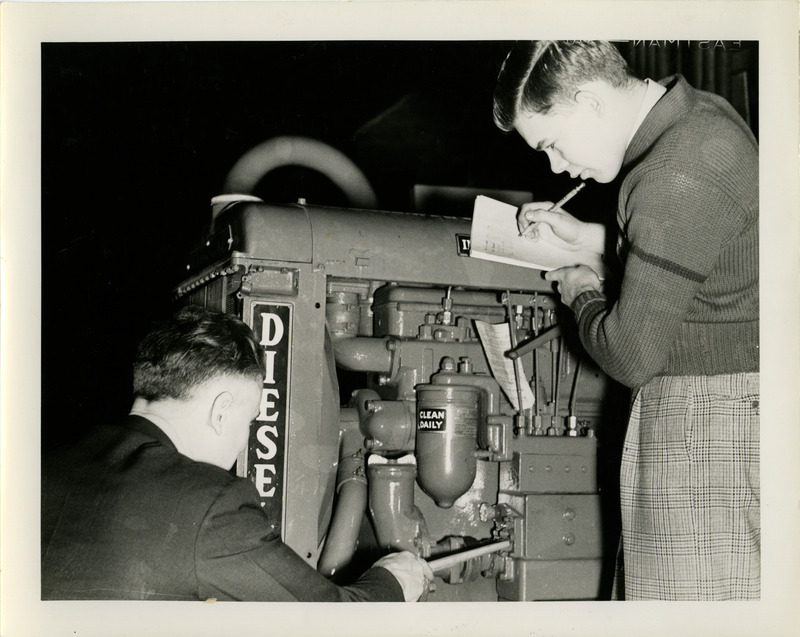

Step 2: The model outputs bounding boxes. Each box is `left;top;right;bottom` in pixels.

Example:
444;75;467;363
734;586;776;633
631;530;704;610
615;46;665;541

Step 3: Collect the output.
194;477;404;602
572;163;741;388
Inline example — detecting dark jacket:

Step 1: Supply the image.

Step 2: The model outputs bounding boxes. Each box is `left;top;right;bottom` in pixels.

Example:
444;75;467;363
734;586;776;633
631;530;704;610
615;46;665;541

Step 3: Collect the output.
41;416;402;601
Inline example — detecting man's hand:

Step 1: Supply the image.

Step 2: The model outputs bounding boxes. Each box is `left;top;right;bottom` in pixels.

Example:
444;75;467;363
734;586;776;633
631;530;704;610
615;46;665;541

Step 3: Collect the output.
545;265;602;306
517;203;605;254
372;551;434;602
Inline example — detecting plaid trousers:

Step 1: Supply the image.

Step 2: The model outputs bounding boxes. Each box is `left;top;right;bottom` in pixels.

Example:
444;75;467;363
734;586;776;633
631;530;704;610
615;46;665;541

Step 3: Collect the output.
613;373;760;600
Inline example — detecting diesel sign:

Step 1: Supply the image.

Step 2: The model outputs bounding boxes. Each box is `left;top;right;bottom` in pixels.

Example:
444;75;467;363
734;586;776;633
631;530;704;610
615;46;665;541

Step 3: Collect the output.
248;303;292;532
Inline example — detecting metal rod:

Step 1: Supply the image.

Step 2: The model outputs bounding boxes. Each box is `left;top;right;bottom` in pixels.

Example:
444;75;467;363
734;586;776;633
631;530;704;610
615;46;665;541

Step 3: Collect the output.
426;540;512;572
507;324;562;360
552;336;563;427
504;291;526;417
532;297;540;416
569;358;583;416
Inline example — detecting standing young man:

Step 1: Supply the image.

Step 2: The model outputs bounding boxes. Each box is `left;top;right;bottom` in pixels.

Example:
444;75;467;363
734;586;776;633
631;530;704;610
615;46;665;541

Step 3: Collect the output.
493;40;759;600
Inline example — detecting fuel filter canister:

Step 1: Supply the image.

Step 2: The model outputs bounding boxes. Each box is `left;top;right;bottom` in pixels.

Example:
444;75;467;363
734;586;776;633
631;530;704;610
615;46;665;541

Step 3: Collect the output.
415;384;481;508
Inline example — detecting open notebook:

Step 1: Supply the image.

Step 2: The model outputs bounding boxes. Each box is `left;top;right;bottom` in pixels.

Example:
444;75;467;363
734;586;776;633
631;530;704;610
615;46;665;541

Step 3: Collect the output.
469;195;608;277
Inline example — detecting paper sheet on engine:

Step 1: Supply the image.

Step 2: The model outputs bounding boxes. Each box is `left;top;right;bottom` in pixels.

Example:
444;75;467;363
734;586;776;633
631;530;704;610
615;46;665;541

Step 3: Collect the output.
474;320;535;412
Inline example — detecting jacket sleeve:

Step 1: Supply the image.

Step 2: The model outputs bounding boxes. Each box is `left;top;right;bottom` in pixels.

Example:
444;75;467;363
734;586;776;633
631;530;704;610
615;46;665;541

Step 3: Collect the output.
194;477;404;602
572;164;741;388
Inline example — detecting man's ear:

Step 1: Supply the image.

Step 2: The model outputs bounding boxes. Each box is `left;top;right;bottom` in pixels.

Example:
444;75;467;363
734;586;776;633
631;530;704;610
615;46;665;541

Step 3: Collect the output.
574;89;603;115
209;391;233;435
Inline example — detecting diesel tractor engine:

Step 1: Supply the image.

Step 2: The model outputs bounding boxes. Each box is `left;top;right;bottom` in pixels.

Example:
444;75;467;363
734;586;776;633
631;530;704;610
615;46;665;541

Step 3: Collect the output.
174;198;617;602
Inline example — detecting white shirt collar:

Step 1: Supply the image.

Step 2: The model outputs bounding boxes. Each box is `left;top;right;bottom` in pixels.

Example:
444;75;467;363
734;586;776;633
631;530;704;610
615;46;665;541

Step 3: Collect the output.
129;409;172;432
627;78;667;148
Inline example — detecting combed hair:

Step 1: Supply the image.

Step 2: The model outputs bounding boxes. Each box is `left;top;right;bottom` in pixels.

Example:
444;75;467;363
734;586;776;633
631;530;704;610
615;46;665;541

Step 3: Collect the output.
493;40;635;131
133;306;264;401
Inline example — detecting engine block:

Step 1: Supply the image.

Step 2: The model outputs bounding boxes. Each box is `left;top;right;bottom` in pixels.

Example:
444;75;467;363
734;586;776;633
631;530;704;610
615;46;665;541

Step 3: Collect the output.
174;201;619;601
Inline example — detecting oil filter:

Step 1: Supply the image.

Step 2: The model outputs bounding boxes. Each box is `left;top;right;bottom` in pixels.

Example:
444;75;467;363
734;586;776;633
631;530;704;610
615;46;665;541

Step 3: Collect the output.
415;384;480;508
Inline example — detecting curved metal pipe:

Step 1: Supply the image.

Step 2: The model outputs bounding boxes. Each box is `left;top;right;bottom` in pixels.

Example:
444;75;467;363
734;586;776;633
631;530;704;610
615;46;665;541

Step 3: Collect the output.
569;357;584;416
353;388;415;453
221;135;378;212
331;336;393;373
367;460;431;557
318;414;368;578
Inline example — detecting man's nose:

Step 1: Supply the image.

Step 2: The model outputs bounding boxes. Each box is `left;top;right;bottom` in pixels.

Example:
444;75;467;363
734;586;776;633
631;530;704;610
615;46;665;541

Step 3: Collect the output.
546;150;569;174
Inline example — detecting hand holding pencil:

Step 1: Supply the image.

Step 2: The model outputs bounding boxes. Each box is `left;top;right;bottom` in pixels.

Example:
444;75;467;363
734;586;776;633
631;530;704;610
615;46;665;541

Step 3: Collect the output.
516;182;603;253
518;182;586;238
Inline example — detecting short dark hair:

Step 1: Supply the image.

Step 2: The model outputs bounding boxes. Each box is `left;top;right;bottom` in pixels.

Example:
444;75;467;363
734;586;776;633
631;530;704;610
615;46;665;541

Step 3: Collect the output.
493;40;635;131
133;306;264;401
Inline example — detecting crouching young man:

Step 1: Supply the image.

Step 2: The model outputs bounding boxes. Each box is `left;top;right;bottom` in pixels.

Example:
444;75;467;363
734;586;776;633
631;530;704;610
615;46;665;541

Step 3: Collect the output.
42;306;432;601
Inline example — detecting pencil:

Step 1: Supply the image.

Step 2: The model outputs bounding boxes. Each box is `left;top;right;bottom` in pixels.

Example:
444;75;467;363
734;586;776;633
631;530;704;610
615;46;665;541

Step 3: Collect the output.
518;181;586;237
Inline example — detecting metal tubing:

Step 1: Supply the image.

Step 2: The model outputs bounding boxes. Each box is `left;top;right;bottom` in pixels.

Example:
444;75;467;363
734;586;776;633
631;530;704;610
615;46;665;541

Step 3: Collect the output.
354;388;415;453
504;291;526;418
331;336;393;373
368;462;430;555
569;358;584;416
317;424;368;577
552;337;563;427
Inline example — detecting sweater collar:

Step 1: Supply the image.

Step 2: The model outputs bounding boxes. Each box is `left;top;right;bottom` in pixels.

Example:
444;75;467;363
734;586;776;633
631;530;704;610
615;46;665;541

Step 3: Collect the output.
623;74;693;167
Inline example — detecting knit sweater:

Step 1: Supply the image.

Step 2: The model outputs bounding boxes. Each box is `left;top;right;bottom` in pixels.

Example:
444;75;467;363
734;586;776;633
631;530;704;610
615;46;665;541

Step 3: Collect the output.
572;75;759;388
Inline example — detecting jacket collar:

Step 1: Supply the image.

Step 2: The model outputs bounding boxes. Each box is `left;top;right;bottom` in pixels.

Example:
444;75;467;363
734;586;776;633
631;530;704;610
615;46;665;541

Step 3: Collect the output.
123;413;178;452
